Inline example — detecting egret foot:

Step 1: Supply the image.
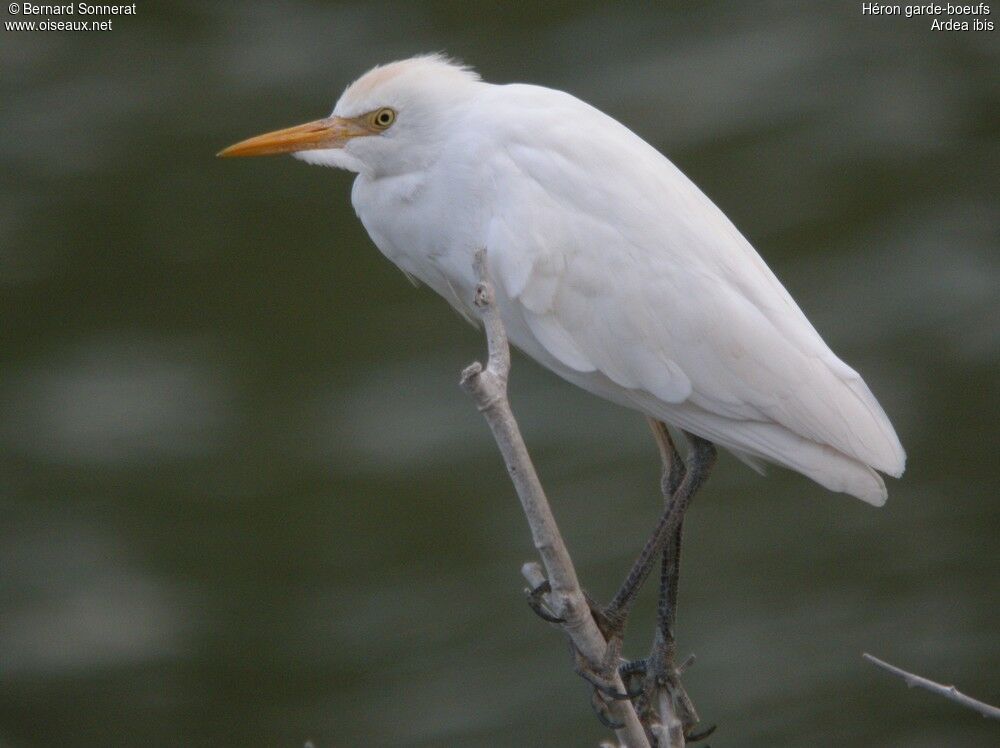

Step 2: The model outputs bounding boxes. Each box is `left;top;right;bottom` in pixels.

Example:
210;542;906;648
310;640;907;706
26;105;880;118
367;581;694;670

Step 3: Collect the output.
589;689;625;730
569;635;630;730
566;596;637;729
527;582;633;727
569;608;630;699
620;646;714;741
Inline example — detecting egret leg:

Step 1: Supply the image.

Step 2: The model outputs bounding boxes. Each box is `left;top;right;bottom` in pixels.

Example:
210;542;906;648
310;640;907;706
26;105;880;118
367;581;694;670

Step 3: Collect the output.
650;419;686;684
597;428;715;637
569;427;715;721
651;421;687;685
618;422;716;740
651;418;687;498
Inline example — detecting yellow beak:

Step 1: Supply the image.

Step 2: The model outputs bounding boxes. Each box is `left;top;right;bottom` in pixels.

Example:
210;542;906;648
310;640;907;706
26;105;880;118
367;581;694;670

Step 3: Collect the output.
217;116;368;158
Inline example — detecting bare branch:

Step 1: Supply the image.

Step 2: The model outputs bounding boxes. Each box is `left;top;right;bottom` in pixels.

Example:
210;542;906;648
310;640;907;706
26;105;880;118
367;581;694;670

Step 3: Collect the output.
461;249;650;748
863;653;1000;721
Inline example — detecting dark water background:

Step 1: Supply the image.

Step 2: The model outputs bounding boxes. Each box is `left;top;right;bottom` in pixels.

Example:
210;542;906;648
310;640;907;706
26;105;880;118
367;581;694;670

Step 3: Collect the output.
2;2;998;746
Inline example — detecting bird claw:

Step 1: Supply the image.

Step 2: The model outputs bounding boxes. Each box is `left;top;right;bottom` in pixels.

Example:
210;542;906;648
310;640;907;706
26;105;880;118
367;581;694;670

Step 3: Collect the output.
567;633;634;732
571;638;630;701
617;658;649;700
525;580;565;624
686;722;717;742
577;665;632;701
590;690;625;730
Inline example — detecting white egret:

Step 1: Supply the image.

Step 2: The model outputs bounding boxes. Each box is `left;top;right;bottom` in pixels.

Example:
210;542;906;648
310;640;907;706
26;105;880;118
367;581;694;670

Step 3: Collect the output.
220;54;905;736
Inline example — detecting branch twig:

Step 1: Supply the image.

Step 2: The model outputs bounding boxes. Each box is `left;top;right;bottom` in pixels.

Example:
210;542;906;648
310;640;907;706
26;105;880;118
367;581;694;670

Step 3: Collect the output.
863;652;1000;720
460;249;650;748
657;688;685;747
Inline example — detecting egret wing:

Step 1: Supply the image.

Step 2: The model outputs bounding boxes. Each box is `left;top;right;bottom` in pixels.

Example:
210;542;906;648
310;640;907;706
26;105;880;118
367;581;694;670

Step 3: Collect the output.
474;85;904;498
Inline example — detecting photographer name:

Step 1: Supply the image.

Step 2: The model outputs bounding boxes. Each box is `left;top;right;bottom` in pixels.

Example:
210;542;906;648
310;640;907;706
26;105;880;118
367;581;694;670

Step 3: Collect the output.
18;3;136;14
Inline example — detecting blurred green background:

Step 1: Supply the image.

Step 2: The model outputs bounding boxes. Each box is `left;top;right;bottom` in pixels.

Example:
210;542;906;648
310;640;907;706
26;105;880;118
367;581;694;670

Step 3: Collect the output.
2;2;998;746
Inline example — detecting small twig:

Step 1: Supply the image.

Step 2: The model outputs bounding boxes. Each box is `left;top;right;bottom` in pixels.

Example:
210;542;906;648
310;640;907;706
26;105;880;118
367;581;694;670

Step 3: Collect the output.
656;688;685;748
863;653;1000;720
461;249;650;748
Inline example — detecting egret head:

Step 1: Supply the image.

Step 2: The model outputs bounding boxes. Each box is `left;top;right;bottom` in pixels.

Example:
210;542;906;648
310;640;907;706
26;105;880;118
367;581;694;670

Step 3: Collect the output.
218;54;481;176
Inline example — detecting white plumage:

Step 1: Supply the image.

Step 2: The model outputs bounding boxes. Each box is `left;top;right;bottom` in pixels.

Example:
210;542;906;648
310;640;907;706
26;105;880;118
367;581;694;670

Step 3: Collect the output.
226;55;905;505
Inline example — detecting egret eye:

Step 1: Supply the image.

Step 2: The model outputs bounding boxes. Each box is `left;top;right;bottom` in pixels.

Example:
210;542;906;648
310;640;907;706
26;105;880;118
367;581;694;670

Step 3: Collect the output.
370;107;396;130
